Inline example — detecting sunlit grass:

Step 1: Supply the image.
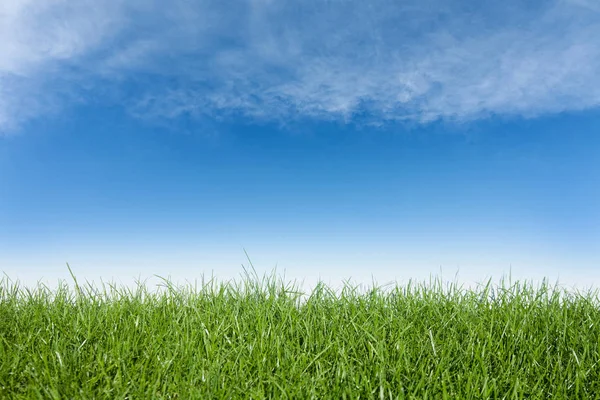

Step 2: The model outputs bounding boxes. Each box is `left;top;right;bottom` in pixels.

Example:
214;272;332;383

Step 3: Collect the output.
1;268;599;399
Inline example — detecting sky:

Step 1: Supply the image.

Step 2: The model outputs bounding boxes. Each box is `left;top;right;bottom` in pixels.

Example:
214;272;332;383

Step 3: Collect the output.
1;0;599;291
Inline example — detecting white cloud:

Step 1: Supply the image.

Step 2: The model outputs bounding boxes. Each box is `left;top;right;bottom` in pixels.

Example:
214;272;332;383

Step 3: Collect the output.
1;0;600;132
0;0;126;131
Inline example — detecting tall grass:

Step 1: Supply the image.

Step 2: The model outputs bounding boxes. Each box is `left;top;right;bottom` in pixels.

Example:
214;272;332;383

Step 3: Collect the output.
1;271;599;399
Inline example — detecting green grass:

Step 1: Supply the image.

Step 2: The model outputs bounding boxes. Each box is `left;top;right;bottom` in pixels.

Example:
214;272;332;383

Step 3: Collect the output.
1;270;600;399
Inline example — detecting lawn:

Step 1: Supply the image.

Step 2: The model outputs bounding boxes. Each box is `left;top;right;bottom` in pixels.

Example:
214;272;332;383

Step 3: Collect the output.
1;270;599;399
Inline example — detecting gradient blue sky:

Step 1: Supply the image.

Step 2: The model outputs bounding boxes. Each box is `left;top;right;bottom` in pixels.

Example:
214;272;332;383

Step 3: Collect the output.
1;0;599;289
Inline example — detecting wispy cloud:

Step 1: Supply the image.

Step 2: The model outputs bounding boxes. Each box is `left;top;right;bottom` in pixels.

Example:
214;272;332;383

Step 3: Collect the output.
1;0;599;132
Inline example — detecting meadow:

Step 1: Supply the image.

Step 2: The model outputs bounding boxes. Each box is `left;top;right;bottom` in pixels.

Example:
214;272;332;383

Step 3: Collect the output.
1;269;599;399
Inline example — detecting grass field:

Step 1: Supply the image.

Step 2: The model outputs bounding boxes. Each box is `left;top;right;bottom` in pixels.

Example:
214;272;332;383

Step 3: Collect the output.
1;270;600;399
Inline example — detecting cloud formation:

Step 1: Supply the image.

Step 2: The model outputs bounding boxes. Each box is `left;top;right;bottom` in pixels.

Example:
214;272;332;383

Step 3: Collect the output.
1;0;600;132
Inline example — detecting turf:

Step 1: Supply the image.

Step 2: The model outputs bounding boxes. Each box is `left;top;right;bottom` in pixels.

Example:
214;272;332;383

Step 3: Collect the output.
1;271;599;399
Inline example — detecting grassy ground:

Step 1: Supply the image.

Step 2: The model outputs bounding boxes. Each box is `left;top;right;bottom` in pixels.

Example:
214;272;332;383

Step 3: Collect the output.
1;271;600;399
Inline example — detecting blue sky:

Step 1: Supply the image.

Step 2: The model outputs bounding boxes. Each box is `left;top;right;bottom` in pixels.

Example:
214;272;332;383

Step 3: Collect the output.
1;0;599;289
